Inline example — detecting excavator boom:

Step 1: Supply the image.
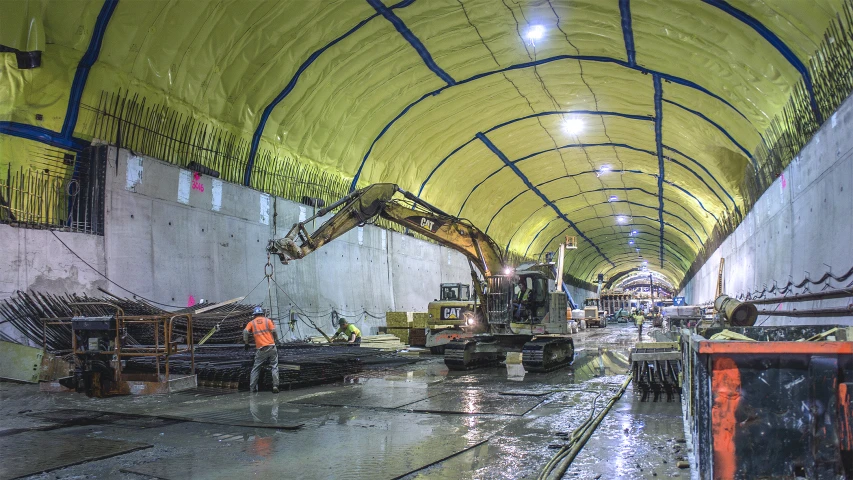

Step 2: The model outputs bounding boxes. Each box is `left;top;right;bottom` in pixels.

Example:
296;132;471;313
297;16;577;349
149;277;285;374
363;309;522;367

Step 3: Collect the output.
268;183;505;277
269;183;575;373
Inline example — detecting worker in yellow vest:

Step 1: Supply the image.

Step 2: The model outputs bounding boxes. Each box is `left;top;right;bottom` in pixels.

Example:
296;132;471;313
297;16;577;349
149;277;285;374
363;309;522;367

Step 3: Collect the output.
633;309;645;341
331;317;361;346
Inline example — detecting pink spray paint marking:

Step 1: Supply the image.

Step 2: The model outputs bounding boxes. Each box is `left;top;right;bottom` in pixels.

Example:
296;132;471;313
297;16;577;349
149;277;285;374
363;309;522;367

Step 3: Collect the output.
187;295;196;307
192;172;205;193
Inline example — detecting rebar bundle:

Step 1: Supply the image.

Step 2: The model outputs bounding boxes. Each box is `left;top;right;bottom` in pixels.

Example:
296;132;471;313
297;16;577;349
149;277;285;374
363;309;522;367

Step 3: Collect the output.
124;344;416;391
0;291;263;351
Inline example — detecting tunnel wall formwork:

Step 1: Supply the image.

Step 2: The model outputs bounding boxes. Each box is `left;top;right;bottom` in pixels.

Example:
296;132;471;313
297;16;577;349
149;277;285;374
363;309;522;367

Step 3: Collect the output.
0;146;507;341
679;92;853;326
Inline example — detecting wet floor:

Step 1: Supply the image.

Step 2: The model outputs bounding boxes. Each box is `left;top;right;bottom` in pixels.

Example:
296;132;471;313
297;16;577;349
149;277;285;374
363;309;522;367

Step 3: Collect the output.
0;323;689;479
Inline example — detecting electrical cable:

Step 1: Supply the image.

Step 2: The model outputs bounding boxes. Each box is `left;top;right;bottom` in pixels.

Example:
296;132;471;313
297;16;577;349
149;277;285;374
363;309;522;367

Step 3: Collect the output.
538;374;634;480
49;230;185;308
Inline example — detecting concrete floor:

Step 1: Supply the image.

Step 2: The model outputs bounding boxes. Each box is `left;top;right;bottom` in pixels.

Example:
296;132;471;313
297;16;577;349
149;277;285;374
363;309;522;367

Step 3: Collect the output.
0;323;689;479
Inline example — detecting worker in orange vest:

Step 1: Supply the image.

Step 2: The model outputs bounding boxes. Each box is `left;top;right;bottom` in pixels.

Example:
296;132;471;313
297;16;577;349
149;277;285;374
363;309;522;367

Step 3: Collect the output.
243;306;280;393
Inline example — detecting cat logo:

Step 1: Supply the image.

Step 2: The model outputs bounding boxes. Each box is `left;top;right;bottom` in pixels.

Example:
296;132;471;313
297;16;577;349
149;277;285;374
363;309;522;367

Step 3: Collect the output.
410;216;443;233
442;307;462;320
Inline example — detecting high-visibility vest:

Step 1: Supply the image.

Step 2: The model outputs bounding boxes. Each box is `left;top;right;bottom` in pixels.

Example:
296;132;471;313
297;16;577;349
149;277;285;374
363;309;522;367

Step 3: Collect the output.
245;317;276;348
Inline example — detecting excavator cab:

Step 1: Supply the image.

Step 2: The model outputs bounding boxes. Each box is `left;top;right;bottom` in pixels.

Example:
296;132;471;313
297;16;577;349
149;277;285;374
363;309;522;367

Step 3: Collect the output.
440;283;470;301
511;275;549;322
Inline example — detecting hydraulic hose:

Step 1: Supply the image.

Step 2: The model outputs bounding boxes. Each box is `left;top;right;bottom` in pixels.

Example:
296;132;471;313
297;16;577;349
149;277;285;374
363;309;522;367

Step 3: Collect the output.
538;373;634;480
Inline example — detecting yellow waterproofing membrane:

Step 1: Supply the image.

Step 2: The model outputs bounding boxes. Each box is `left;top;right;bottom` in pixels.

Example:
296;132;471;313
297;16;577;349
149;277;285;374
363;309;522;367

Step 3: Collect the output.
1;0;848;285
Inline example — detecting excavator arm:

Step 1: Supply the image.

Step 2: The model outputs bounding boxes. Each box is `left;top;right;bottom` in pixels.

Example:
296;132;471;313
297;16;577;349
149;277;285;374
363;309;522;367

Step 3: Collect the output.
268;183;505;277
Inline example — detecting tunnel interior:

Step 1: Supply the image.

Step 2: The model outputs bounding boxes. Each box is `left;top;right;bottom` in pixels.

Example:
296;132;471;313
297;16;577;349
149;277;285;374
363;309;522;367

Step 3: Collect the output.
4;1;853;479
4;0;852;291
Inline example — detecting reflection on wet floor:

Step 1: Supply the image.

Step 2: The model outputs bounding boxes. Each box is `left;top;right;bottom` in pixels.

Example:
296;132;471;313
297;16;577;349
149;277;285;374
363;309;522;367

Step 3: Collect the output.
0;324;687;479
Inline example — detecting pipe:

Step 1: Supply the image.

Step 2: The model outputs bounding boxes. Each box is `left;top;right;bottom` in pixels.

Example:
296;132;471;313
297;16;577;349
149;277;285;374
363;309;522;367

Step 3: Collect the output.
539;374;633;479
757;306;853;317
715;294;758;326
747;288;853;305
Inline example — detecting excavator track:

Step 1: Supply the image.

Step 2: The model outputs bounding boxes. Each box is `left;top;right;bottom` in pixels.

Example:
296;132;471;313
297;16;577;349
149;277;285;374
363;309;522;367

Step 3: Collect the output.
521;337;574;373
444;339;504;371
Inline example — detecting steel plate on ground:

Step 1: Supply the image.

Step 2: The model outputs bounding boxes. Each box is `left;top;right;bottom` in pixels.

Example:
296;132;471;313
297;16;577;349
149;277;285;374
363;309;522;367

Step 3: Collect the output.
404;389;547;415
0;431;150;480
119;408;505;480
289;382;433;409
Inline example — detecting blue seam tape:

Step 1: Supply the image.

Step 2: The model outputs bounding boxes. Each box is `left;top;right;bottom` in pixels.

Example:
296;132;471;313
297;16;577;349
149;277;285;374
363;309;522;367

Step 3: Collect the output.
702;0;822;123
62;0;118;139
1;122;89;151
453;142;732;223
351;53;751;191
476;132;614;267
245;13;381;185
619;0;636;66
663;99;754;164
366;0;455;86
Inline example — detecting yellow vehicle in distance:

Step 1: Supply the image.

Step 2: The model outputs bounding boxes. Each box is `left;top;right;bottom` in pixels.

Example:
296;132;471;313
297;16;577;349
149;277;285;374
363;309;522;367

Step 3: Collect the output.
426;283;478;354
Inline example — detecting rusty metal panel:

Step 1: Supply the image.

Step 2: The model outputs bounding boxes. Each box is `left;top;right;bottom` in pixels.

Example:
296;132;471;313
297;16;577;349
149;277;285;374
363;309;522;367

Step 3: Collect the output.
685;327;853;479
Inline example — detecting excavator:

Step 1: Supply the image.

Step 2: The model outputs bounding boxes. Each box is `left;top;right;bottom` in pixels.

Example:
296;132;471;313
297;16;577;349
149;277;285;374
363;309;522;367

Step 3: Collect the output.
267;183;575;372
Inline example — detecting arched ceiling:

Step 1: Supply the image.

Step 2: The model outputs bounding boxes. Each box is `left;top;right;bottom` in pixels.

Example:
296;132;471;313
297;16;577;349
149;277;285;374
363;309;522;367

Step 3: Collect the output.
1;0;845;285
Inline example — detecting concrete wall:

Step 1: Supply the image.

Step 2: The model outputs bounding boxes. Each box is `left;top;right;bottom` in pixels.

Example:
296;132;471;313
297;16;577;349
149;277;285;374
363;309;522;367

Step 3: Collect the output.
0;147;478;339
105;148;481;335
0;226;108;342
2;147;595;339
679;94;853;326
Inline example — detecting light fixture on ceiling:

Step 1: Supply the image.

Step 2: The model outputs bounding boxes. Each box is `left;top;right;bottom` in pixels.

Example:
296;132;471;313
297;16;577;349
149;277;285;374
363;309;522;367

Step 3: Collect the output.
631;230;638;236
608;195;618;202
526;25;545;42
616;216;626;224
504;267;514;275
562;117;584;135
629;239;635;245
597;164;610;177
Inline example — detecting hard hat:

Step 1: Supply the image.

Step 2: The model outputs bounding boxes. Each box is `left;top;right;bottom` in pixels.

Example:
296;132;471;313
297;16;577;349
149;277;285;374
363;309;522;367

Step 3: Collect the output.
338;317;347;325
253;306;264;316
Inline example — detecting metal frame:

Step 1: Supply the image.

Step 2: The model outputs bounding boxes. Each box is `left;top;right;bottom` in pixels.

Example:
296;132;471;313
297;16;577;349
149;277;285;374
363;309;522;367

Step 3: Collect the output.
42;301;195;383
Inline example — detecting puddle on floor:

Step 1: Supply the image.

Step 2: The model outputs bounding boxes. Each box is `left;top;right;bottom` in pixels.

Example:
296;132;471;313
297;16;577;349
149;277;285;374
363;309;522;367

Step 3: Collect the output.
1;324;688;479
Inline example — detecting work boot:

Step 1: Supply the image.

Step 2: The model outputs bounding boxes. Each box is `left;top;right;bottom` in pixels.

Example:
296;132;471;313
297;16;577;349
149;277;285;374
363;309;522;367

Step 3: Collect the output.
272;387;279;394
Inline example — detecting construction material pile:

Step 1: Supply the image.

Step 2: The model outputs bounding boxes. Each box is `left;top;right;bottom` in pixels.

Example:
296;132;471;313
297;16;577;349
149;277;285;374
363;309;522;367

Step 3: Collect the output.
0;291;166;351
308;334;408;350
2;291;427;391
0;291;261;350
384;311;429;346
124;342;420;390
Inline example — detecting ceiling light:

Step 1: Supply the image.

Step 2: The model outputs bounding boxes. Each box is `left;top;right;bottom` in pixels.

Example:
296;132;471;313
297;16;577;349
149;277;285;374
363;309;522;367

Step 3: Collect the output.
629;240;635;245
526;25;545;42
609;195;618;202
616;216;626;224
562;117;584;135
631;230;638;236
504;267;514;275
597;165;610;177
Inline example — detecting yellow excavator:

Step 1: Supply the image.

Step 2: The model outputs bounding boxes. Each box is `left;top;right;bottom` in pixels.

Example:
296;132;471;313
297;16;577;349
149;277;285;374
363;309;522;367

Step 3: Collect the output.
267;183;575;372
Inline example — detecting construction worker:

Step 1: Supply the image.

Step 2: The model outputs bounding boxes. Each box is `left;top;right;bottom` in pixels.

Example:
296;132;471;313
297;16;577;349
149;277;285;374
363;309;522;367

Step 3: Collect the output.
331;317;361;345
244;306;280;393
513;282;530;319
633;309;645;341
